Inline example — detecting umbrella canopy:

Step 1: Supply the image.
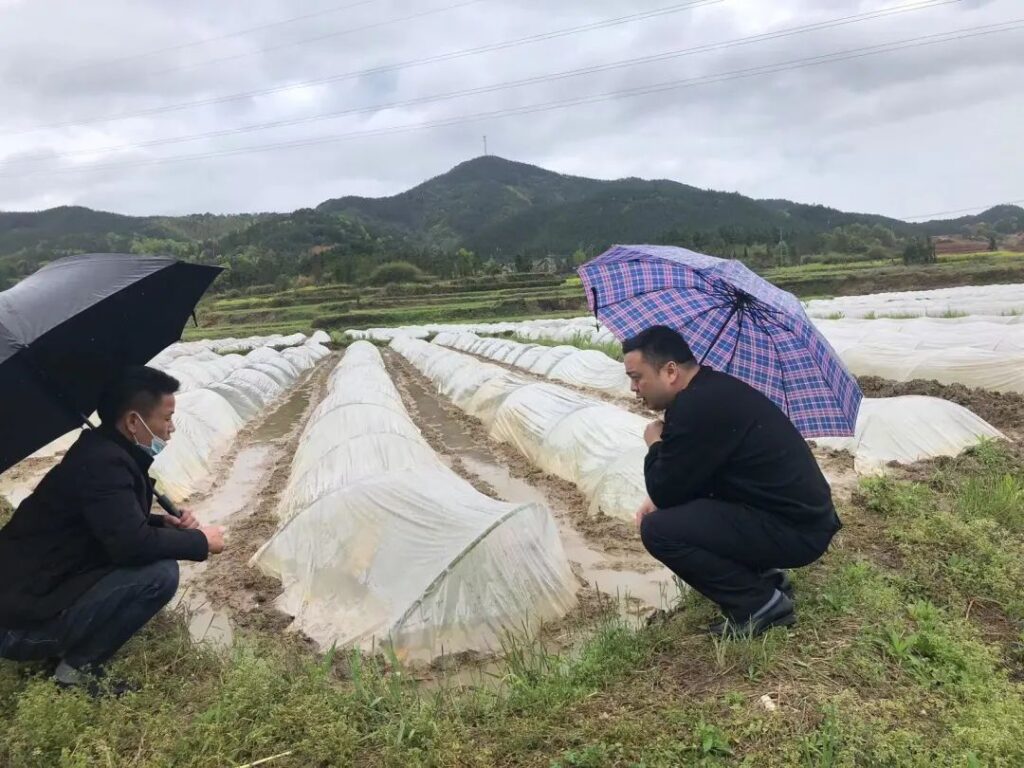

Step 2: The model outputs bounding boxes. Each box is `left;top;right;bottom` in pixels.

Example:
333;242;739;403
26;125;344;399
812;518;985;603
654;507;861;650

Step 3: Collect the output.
578;245;861;438
0;254;223;474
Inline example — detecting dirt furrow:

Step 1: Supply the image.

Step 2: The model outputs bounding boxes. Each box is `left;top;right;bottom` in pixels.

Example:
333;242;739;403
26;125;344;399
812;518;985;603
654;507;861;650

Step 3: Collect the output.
384;348;646;556
193;354;337;639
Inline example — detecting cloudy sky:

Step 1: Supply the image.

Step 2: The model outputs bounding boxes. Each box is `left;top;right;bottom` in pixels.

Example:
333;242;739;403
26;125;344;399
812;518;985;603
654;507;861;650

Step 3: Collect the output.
0;0;1019;219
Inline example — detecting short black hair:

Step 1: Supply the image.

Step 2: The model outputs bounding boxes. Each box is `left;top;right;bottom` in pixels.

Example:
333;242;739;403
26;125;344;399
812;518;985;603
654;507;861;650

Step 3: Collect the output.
622;326;695;368
97;366;180;425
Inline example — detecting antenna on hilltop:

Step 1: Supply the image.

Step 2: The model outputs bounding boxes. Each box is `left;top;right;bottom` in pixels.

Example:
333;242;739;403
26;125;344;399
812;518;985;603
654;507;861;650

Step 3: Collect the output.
482;135;488;156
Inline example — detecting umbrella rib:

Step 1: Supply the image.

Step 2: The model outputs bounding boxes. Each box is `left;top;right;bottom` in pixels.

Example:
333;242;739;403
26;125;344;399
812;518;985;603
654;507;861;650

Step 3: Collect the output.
698;301;741;365
753;316;793;419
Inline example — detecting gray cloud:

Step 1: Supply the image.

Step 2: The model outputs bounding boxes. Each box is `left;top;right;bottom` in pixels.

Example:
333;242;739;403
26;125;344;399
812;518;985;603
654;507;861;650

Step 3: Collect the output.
0;0;1020;217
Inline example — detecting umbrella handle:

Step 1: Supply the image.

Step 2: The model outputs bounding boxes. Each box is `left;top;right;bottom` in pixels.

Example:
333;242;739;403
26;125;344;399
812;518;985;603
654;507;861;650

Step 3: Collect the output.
155;491;182;518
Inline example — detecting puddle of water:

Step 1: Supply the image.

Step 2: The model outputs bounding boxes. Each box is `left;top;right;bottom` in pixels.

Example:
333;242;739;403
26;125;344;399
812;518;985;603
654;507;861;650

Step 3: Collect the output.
193;445;274;525
175;439;282;646
170;581;234;647
462;455;546;505
252;385;312;442
555;520;678;612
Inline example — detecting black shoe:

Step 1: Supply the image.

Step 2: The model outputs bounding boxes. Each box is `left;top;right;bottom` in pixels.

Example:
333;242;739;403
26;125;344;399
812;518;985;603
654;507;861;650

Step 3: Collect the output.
707;592;796;639
704;572;794;633
762;568;794;599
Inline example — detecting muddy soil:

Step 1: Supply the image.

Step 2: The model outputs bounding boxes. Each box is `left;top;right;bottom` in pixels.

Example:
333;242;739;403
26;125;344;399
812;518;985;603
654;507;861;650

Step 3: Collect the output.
858;376;1024;438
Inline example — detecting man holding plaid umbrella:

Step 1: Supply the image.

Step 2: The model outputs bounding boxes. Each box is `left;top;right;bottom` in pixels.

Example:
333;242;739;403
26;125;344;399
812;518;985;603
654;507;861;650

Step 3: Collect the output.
579;245;860;638
625;325;840;637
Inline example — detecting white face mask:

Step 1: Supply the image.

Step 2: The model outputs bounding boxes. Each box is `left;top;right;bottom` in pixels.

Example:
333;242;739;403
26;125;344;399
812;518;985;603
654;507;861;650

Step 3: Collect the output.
131;412;167;457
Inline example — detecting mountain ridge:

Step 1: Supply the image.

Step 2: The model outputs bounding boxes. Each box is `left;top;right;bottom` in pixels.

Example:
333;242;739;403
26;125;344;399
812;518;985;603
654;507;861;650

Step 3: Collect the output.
1;156;1020;288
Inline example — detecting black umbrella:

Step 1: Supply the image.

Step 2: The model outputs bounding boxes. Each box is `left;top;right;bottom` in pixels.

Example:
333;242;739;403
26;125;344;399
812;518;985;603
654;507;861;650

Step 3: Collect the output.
0;254;223;508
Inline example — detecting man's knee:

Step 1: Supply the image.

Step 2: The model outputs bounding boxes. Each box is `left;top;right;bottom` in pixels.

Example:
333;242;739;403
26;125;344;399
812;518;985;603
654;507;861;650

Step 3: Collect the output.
143;560;179;604
640;508;691;557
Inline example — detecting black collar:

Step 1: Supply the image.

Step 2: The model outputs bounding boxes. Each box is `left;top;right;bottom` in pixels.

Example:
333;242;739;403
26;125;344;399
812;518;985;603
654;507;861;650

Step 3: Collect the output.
667;366;707;412
97;423;155;473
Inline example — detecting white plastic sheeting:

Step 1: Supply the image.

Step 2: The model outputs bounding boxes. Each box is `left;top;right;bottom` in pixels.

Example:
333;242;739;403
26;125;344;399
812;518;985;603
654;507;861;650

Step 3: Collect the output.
360;303;1024;394
344;316;607;344
808;318;1024;393
255;341;576;660
151;330;331;366
829;343;1024;394
153;344;327;499
435;332;631;396
392;337;649;520
153;390;245;499
804;284;1024;319
439;312;1024;395
424;333;1007;479
815;396;1005;474
815;317;1024;353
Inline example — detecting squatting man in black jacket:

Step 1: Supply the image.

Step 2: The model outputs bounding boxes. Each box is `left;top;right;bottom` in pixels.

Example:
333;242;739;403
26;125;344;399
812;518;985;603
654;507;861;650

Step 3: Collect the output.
0;367;226;693
625;326;841;637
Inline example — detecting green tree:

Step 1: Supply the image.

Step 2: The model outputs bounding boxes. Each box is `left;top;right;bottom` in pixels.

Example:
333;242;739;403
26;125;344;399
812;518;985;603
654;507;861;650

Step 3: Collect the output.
365;261;427;285
902;239;937;266
455;248;478;277
989;234;998;251
571;248;588;267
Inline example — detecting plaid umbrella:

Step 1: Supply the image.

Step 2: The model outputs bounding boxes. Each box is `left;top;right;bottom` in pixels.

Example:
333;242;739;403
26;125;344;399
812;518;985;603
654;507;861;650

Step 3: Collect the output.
578;244;861;438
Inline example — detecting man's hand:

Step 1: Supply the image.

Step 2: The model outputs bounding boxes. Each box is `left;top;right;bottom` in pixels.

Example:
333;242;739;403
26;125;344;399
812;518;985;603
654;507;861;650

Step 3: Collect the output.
164;507;200;530
643;420;664;447
634;496;657;529
200;525;226;555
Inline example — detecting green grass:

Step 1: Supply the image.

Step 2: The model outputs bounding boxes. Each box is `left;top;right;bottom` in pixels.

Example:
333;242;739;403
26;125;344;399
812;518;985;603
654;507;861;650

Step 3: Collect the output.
4;444;1024;765
858;441;1024;620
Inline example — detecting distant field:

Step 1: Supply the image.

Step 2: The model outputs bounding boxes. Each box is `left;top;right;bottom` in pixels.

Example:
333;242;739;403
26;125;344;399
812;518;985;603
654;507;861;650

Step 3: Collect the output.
187;252;1024;339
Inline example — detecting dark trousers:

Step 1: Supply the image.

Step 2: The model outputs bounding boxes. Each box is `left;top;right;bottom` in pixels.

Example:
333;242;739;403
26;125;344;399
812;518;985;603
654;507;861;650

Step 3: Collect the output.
0;560;179;670
640;499;837;620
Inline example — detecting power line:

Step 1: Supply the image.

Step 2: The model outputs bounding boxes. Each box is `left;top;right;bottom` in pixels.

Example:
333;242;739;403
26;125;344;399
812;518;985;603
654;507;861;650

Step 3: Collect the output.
4;19;1019;180
0;0;722;137
901;198;1024;220
140;0;488;79
0;0;961;167
46;0;382;75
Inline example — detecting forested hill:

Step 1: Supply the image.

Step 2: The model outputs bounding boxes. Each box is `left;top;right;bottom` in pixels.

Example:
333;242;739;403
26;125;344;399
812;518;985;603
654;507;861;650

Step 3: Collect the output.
1;156;1020;289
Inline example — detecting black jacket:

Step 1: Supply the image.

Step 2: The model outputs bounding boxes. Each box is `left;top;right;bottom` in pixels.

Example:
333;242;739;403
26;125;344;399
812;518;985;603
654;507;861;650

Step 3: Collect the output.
644;367;840;530
0;426;208;628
